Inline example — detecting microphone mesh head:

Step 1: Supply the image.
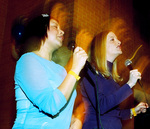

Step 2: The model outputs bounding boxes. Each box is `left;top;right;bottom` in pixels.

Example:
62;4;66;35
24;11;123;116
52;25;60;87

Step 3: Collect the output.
125;59;132;67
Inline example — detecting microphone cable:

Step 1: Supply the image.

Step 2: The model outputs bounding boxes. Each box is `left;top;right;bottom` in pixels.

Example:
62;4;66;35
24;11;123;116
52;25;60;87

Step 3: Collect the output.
85;63;104;129
129;45;143;61
95;73;104;129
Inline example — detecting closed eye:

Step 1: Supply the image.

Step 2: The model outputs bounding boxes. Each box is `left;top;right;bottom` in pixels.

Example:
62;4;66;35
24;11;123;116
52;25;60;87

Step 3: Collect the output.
110;38;114;41
52;25;58;29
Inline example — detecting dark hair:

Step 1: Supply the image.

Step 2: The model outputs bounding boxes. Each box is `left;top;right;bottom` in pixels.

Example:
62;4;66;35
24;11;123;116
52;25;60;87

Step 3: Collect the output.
11;16;27;46
19;14;50;56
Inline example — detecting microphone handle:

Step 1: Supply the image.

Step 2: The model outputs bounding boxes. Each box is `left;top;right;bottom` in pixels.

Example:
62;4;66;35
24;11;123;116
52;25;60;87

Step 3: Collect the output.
127;65;133;71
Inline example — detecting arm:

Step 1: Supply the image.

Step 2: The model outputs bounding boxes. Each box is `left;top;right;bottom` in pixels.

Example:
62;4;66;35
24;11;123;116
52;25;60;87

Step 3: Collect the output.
81;70;133;114
16;47;87;116
119;102;149;120
58;47;88;100
130;102;149;118
69;102;85;129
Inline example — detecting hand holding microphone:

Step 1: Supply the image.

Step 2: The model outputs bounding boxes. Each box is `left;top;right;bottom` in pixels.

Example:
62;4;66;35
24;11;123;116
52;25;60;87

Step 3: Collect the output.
127;69;141;88
125;46;149;106
125;59;141;88
70;29;93;75
125;45;143;88
71;47;88;75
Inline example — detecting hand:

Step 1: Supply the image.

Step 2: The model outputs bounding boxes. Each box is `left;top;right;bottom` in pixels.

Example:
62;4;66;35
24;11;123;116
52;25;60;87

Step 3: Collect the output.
127;69;141;88
75;29;93;53
133;102;149;115
70;115;82;129
71;47;88;75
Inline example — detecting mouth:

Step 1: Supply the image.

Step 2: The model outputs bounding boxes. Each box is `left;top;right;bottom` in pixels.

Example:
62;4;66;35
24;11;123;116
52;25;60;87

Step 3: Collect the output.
117;45;121;49
57;35;64;41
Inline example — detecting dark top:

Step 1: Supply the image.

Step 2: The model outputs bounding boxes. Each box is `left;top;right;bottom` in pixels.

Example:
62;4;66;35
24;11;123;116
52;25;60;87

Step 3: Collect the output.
80;61;133;129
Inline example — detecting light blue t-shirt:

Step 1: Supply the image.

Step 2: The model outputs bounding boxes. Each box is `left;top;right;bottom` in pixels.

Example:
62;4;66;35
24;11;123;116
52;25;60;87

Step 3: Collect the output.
13;52;77;129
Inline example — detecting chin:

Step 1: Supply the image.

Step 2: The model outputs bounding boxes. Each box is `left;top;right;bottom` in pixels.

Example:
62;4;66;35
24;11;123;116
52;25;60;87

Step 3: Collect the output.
56;42;63;49
117;50;122;54
115;52;122;57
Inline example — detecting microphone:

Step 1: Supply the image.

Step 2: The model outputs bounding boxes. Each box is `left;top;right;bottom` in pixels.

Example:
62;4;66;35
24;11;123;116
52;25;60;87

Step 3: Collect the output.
125;45;144;86
125;50;149;111
68;41;97;75
125;59;149;109
125;45;143;70
125;59;133;70
125;59;142;86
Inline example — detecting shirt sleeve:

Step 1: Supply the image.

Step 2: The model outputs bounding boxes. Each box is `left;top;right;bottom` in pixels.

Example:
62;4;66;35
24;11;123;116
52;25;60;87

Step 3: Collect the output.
15;54;67;116
97;83;133;114
119;109;131;120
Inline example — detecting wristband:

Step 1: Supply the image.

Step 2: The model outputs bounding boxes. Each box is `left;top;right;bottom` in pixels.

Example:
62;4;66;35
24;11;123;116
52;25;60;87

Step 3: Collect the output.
68;71;81;80
131;108;137;116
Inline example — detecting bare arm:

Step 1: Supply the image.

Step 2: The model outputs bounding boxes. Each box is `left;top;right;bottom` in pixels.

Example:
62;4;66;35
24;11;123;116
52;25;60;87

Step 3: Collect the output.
58;47;88;100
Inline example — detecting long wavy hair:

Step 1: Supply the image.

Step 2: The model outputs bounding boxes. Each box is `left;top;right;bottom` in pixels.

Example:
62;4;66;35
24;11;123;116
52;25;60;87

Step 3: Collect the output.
90;30;122;82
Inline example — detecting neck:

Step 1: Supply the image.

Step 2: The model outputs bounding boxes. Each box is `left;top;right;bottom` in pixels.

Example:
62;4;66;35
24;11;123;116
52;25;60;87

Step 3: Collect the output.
107;60;113;73
107;54;118;63
33;47;53;61
107;57;115;63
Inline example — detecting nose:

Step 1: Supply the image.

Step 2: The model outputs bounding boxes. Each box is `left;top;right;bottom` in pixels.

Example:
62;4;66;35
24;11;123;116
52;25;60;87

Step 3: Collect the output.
59;29;64;35
117;39;121;45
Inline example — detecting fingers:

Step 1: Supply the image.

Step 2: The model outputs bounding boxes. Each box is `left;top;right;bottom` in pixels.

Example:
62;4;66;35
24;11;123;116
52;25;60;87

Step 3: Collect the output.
135;102;149;114
74;46;84;53
127;69;142;88
73;46;80;53
74;47;88;59
145;103;149;108
138;102;149;108
72;46;88;71
130;69;141;80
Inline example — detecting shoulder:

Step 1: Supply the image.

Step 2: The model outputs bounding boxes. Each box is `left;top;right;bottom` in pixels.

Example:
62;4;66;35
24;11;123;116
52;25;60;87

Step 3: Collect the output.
16;52;42;70
17;52;48;65
18;52;37;62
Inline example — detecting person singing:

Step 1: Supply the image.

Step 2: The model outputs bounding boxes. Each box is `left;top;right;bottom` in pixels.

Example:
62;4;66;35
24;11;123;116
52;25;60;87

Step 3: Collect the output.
12;14;88;129
80;30;149;129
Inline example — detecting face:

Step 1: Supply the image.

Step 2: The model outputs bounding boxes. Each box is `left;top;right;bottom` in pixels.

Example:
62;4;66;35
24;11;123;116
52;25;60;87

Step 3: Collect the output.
106;31;122;60
46;19;64;50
